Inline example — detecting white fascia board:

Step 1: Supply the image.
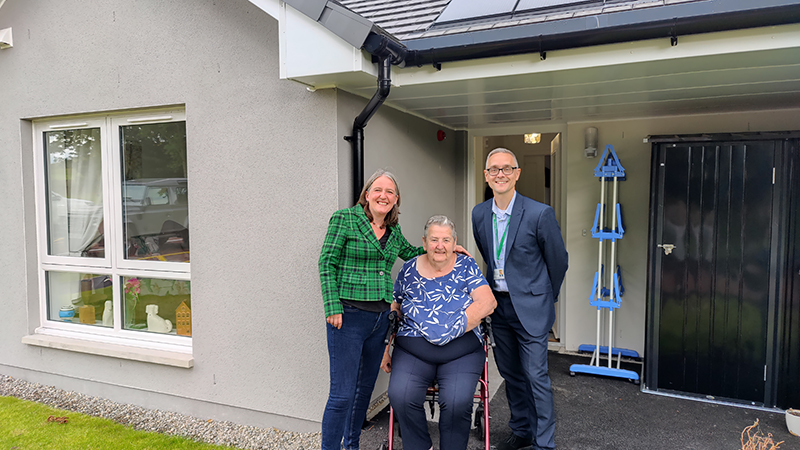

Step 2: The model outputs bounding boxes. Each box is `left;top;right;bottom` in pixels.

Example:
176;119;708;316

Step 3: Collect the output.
247;0;280;20
248;0;375;86
280;3;372;82
391;23;800;88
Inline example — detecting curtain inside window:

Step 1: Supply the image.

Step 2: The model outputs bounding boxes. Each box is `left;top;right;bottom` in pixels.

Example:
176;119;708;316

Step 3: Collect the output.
45;128;104;257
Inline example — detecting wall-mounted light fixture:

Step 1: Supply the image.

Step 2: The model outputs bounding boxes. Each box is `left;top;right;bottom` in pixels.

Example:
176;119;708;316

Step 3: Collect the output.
524;133;541;144
584;127;598;158
0;28;12;49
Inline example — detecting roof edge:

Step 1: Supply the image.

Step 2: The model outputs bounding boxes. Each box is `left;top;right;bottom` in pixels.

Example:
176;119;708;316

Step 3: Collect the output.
403;0;800;66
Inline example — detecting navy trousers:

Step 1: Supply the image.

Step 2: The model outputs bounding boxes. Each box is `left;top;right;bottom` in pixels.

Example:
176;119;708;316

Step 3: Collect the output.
388;334;484;450
492;291;555;450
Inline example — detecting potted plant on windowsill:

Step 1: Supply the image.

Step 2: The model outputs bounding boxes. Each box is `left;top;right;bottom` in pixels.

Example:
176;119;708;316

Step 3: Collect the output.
124;277;141;328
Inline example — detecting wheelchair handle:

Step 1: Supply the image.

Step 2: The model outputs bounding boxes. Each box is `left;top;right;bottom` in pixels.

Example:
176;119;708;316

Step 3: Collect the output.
483;316;496;348
384;310;399;345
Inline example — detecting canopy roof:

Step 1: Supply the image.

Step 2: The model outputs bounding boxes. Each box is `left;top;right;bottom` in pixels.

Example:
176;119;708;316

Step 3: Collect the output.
268;0;800;129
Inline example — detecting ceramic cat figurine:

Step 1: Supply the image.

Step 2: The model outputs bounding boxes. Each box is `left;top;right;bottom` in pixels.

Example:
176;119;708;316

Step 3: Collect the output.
102;300;113;326
145;304;173;333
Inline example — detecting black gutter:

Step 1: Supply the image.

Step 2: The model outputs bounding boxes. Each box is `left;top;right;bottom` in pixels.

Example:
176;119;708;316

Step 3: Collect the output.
403;0;800;67
345;33;408;204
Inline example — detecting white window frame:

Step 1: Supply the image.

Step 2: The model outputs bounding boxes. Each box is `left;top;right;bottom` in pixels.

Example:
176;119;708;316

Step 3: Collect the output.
32;108;191;351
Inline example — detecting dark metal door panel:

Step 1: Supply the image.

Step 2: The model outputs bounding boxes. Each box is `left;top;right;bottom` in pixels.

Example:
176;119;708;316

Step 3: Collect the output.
778;144;800;409
655;141;775;403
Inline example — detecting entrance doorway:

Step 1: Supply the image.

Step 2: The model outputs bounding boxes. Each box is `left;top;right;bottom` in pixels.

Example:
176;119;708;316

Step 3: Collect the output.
475;133;563;341
646;134;800;408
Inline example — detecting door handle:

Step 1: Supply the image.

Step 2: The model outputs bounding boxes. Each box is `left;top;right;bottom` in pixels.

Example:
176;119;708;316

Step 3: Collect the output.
658;244;676;255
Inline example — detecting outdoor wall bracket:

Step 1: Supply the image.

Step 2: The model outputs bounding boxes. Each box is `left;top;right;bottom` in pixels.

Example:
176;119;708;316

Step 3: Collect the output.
0;28;12;49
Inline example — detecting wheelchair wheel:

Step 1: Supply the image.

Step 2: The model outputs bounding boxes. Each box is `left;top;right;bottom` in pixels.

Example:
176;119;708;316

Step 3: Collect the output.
473;405;486;439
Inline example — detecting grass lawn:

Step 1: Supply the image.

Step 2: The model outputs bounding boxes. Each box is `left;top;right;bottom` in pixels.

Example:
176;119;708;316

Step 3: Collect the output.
0;396;236;450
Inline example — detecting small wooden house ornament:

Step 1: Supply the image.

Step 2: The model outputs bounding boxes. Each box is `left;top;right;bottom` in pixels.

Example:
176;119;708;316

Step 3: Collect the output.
176;300;192;336
79;305;95;324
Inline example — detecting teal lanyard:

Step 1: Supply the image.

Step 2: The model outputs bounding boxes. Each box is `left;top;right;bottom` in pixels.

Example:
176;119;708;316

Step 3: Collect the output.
493;213;509;261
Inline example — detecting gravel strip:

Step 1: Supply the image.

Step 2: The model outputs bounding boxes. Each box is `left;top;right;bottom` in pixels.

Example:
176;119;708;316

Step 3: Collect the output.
0;374;321;450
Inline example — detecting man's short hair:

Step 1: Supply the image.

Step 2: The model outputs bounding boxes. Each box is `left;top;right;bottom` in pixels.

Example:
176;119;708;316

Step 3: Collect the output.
485;147;519;169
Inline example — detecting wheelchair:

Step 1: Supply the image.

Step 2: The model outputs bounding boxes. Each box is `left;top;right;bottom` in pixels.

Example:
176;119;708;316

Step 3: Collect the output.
379;311;496;450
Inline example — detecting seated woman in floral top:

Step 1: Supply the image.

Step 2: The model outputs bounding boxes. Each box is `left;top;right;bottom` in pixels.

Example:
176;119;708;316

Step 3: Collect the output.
381;215;496;450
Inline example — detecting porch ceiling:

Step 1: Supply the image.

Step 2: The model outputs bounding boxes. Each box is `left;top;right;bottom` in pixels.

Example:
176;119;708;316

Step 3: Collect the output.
339;36;800;130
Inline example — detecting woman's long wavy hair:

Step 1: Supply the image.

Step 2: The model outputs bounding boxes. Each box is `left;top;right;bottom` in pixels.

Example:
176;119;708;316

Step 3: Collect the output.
357;169;401;229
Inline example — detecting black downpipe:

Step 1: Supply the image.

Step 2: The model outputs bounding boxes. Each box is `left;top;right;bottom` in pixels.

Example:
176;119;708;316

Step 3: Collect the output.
346;38;401;204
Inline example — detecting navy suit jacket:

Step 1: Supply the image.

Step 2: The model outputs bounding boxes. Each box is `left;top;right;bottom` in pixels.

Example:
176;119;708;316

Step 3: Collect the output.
472;194;568;336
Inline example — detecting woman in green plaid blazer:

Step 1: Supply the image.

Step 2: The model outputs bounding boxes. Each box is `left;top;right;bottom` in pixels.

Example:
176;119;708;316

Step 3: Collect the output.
318;169;422;450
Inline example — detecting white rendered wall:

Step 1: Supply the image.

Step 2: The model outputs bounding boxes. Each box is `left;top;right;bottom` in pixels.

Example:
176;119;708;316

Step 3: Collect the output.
561;108;800;356
0;0;338;432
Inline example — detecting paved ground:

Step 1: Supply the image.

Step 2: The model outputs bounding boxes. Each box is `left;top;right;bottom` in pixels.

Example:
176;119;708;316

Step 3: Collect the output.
359;352;796;450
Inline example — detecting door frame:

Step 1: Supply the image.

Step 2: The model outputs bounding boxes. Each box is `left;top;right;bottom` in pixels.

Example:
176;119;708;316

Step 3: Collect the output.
644;131;800;408
466;127;567;347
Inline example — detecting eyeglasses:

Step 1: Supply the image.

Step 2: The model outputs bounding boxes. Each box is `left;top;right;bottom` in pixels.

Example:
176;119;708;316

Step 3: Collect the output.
486;166;518;176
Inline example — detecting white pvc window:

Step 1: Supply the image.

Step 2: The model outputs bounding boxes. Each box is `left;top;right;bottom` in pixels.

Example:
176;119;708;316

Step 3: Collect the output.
33;109;192;348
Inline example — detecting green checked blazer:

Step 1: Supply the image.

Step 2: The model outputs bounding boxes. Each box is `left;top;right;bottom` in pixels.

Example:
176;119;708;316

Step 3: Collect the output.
319;205;423;318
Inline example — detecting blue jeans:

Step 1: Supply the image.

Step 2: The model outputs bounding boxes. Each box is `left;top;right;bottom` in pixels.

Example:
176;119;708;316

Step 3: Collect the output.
322;306;389;450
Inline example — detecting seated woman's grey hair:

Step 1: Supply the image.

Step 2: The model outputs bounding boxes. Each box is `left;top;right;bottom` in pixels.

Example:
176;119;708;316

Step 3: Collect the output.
423;214;457;240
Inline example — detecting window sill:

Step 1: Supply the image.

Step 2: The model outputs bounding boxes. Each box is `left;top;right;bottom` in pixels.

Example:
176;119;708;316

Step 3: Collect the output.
22;334;193;368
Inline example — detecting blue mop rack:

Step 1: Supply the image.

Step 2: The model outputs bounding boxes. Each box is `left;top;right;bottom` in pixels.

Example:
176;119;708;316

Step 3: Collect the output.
570;145;640;383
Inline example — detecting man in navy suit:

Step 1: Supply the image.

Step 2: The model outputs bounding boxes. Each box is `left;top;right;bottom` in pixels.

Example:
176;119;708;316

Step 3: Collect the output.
472;148;568;450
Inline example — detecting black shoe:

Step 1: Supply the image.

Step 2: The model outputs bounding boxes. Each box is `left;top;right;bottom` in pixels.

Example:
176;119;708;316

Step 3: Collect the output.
495;433;534;450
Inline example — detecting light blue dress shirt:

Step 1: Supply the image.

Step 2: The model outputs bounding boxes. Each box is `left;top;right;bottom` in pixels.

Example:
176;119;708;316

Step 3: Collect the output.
491;191;517;292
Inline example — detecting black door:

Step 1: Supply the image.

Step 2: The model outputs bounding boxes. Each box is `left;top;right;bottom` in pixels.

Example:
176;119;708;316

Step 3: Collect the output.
778;140;800;409
647;140;777;404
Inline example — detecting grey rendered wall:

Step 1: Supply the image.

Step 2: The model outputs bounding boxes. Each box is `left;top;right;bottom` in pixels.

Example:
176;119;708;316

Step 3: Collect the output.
0;0;339;431
562;108;800;356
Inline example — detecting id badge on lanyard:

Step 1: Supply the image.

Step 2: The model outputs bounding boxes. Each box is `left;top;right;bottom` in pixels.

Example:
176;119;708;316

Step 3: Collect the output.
493;214;508;281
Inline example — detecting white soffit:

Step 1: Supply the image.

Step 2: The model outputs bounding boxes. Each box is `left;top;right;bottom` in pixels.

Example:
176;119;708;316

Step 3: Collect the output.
280;4;374;81
247;0;280;19
333;23;800;129
392;24;800;88
247;0;375;82
248;0;800;130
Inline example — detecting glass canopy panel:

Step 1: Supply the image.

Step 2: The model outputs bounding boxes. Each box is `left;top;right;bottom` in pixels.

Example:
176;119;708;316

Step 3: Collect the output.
435;0;517;24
